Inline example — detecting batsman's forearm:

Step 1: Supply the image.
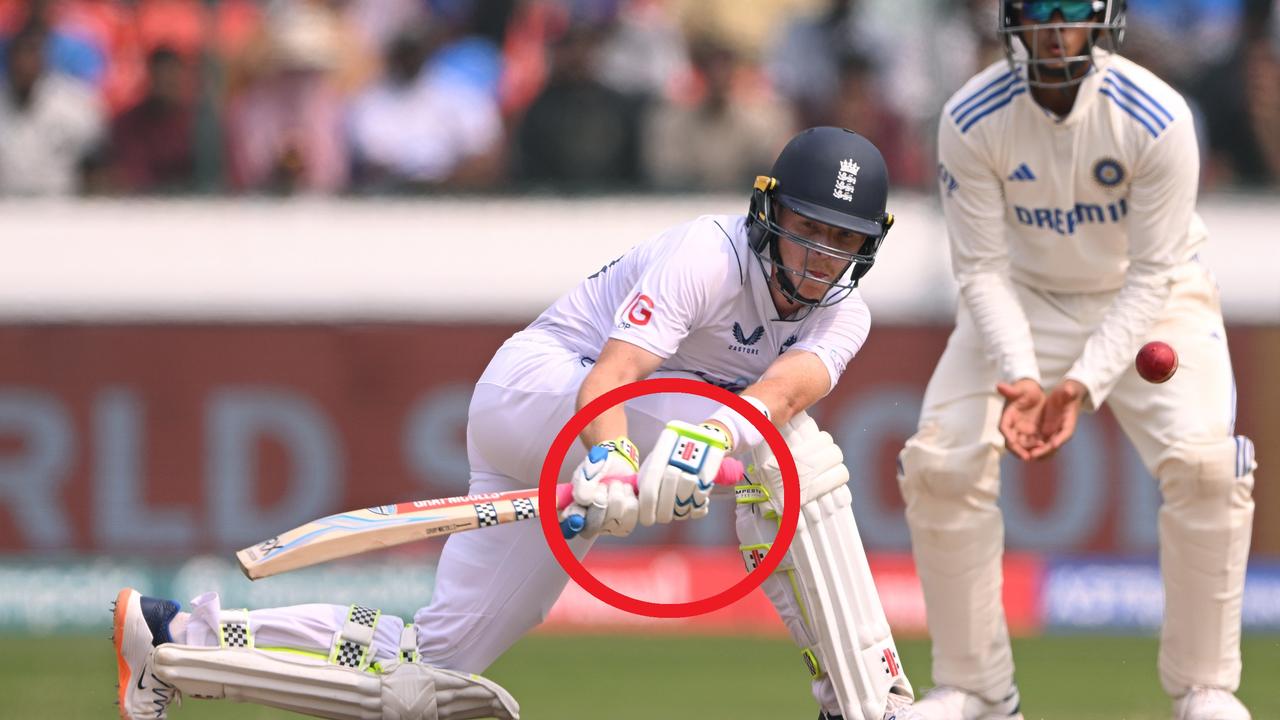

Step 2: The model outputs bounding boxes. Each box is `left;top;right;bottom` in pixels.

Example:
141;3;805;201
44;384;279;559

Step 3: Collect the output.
737;381;800;430
737;350;831;429
575;368;631;447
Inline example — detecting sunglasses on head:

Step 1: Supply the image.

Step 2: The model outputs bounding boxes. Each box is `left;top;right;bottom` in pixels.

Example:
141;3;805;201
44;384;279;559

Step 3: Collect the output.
1019;0;1106;23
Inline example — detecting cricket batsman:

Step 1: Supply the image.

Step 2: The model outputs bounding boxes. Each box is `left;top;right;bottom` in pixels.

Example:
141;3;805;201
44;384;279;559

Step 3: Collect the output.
895;2;1256;719
114;127;916;720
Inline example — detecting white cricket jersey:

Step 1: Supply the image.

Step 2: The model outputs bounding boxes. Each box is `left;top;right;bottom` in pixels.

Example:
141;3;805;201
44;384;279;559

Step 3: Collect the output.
937;52;1205;404
522;215;871;393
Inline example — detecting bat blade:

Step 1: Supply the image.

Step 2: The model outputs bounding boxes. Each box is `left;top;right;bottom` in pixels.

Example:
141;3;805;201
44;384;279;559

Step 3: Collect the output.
237;457;745;580
236;488;540;579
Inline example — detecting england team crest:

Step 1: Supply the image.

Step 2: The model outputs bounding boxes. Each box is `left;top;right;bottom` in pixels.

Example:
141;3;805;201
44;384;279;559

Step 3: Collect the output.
833;159;859;202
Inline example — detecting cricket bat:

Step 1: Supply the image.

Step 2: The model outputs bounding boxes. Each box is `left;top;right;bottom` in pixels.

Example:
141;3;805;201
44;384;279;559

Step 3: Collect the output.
236;457;746;580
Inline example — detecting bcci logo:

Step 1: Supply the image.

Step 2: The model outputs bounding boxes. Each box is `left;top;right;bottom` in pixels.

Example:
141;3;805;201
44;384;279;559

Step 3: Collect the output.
1093;158;1126;188
834;159;859;202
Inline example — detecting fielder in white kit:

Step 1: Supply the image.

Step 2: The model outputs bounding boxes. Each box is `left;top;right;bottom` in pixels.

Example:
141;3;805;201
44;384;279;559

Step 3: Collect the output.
896;2;1256;720
112;127;916;720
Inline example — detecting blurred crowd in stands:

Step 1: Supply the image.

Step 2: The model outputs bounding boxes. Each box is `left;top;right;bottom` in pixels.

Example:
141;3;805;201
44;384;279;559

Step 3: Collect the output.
0;0;1276;196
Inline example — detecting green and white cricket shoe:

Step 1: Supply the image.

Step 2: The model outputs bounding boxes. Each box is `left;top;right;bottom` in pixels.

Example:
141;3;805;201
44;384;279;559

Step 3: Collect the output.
817;690;914;720
1174;687;1251;720
113;587;181;720
883;690;916;719
893;685;1023;720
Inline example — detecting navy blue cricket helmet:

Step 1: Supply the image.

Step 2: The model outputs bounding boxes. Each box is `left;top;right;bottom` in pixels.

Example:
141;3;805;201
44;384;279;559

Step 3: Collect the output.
747;127;894;307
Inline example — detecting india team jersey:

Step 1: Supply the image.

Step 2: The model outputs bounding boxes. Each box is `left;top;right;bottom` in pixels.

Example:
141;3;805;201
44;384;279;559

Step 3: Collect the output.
936;51;1207;401
524;215;871;393
939;52;1204;294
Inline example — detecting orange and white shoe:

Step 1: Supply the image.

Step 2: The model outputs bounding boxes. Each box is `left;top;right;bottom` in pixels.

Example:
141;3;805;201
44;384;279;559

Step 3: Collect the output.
112;588;181;720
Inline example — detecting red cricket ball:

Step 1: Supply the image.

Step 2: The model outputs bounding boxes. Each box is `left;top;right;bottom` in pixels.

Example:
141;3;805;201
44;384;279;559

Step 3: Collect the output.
1136;341;1179;384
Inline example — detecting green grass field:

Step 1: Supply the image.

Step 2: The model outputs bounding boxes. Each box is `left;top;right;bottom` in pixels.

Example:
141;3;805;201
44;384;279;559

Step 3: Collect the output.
9;634;1279;719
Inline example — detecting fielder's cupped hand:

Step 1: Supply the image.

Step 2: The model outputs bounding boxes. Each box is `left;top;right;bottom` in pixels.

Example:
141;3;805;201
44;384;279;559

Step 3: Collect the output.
1030;379;1087;459
996;378;1048;461
637;421;731;525
561;438;641;540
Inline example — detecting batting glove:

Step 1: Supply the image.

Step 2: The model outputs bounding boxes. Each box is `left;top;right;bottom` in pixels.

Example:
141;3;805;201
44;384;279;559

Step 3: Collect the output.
561;438;641;540
637;421;730;526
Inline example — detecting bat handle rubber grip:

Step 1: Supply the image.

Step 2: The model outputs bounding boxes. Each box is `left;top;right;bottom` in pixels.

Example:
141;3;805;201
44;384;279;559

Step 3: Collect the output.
555;456;746;538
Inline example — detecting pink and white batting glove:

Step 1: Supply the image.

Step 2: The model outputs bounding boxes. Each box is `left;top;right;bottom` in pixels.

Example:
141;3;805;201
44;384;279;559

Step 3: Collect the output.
637;421;731;526
560;438;641;540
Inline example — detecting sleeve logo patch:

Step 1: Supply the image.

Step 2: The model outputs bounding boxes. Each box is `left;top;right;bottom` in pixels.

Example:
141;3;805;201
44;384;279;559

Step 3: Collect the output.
624;293;655;326
937;163;959;198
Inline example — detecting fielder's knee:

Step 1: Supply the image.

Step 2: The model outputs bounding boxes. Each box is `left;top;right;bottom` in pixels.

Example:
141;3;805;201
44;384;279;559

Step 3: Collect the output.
1155;436;1256;507
896;437;1001;506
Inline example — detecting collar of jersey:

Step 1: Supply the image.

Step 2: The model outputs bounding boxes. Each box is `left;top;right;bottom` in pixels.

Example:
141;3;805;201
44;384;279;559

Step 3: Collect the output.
1026;48;1113;128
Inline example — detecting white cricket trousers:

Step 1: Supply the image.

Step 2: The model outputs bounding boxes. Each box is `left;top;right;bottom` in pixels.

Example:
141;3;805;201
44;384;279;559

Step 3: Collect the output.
413;331;730;672
178;333;727;670
174;331;842;709
897;264;1256;700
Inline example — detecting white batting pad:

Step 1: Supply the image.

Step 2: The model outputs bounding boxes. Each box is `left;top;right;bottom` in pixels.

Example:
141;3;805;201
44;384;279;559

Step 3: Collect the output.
749;412;849;508
799;485;911;718
152;644;519;720
742;412;912;719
